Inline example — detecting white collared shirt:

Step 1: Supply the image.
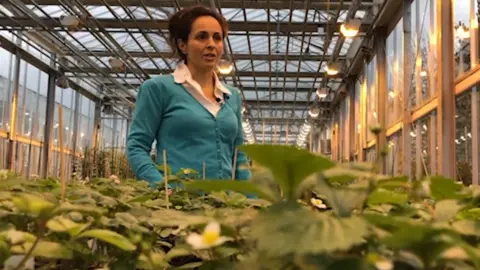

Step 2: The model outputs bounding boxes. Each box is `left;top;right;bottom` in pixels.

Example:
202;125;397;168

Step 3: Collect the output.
172;61;231;117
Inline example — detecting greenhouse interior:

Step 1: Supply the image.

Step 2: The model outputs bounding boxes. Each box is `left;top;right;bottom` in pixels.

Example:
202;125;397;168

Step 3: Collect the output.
0;0;480;269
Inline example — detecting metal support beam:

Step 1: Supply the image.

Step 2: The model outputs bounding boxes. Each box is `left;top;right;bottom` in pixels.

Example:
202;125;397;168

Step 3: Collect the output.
65;51;345;61
65;68;343;78
0;17;371;33
402;0;412;177
41;70;56;178
71;91;80;157
436;0;456;178
375;27;387;174
19;0;373;10
91;102;102;150
6;47;21;172
348;80;356;160
470;0;479;186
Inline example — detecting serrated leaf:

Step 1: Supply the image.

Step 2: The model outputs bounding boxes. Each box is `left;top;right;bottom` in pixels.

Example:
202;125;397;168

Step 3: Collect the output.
10;240;73;259
435;200;463;222
367;188;408;206
147;209;213;227
429;176;465;200
126;194;153;203
314;174;367;217
76;229;136;251
53;203;105;216
166;247;192;261
452;220;480;236
11;194;56;217
239;144;334;199
184;180;277;202
375;176;410;190
250;201;368;257
322;166;372;185
46;216;90;237
178;262;204;269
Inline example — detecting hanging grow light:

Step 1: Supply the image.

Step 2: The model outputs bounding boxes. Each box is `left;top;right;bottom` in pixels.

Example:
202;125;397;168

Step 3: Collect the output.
455;23;470;40
340;18;362;37
217;59;234;75
308;107;320;118
326;62;341;76
109;57;125;72
60;15;81;31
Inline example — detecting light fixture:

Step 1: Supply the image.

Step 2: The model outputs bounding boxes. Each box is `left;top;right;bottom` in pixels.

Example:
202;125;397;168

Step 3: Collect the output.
308;107;320;118
59;15;81;31
109;57;125;72
340;18;362;37
242;120;255;144
55;75;69;89
217;59;234;75
316;87;328;99
388;91;395;99
455;23;470;40
325;62;341;76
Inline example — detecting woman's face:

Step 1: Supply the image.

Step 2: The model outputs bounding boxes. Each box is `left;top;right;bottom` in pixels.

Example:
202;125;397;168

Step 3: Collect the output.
178;16;224;71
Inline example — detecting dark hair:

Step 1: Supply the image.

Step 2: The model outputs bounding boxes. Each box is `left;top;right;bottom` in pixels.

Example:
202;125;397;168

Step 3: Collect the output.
167;5;228;61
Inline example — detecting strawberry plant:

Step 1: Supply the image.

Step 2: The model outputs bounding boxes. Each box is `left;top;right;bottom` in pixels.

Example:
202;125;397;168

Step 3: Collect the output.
1;139;480;269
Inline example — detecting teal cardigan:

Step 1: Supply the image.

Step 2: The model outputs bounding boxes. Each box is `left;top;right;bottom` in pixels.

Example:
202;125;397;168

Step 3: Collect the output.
126;75;251;185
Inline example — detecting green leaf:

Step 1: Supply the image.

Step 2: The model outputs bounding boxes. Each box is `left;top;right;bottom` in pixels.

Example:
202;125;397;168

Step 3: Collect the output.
239;144;334;199
452;220;480;236
46;216;90;237
458;242;480;269
314;174;367;217
127;194;153;203
250;201;368;257
435;200;463;222
429;176;465;200
76;229;136;251
147;209;213;227
165;247;192;261
184;180;278;202
178;262;204;269
11;194;56;217
367;188;408;206
53;202;105;216
11;240;73;259
375;176;410;190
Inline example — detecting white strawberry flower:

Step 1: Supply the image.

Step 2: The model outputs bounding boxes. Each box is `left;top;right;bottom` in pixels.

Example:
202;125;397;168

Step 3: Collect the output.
109;175;120;184
0;169;8;180
375;259;393;270
186;221;232;249
311;198;327;209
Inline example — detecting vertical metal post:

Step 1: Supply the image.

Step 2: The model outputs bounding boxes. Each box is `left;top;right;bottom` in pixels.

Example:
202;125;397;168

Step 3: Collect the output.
436;0;456;178
41;71;57;178
125;107;132;149
375;27;387;173
348;78;356;160
91;101;102;150
470;0;479;185
429;111;437;175
6;48;21;172
402;0;412;178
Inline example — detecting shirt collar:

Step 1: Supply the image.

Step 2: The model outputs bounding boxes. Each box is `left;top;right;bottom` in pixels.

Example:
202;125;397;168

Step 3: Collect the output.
172;61;231;96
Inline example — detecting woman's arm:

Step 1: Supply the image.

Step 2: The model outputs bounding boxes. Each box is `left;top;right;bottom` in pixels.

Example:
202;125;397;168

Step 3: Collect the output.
126;79;165;185
233;90;252;181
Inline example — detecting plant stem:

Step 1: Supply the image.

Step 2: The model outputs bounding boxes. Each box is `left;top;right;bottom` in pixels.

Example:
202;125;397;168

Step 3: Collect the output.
13;222;45;270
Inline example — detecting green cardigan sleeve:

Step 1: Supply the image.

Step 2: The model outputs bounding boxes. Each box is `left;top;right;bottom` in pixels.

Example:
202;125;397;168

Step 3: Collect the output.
126;78;165;185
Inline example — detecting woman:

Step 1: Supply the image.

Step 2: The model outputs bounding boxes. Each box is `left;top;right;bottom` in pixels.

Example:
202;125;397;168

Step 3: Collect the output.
126;5;251;187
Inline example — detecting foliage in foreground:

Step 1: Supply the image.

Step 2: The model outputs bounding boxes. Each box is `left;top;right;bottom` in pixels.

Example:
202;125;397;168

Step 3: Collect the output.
2;144;480;269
